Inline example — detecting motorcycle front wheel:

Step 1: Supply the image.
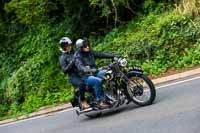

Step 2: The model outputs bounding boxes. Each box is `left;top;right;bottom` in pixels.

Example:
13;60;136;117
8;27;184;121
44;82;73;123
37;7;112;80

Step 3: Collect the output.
126;74;156;106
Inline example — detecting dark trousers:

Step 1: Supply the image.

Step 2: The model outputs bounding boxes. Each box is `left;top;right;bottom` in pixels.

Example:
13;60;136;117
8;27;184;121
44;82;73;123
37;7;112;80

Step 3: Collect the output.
69;75;86;101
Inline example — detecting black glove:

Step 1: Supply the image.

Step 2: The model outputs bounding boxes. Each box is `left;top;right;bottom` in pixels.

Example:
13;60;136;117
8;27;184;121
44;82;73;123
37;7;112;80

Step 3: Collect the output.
71;58;75;64
90;68;99;74
72;53;78;63
113;55;121;61
114;54;121;58
69;60;75;66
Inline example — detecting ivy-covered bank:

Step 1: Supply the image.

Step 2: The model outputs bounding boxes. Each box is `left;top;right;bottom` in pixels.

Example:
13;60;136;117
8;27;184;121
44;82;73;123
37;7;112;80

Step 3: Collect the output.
1;0;200;120
0;24;75;119
95;11;200;75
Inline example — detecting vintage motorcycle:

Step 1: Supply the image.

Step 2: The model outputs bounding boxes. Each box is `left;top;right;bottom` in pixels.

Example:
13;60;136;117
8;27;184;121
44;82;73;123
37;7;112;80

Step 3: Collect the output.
70;57;156;118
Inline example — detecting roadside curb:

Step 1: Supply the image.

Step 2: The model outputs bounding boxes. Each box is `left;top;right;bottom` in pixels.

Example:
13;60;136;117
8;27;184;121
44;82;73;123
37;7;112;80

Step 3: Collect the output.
152;67;200;84
1;67;200;125
0;103;72;125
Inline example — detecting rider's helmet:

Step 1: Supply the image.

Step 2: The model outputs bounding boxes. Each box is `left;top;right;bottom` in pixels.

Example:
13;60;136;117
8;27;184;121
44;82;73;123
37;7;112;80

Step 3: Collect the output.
83;37;89;46
76;38;90;50
59;37;72;50
75;39;84;49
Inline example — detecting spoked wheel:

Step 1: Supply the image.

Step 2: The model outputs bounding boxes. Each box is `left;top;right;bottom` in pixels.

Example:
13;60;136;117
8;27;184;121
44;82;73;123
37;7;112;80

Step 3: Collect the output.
104;88;120;108
126;74;156;106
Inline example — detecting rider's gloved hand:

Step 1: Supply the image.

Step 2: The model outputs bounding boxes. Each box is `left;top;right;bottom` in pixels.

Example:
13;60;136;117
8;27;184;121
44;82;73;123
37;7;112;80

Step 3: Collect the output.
114;54;120;58
113;54;121;61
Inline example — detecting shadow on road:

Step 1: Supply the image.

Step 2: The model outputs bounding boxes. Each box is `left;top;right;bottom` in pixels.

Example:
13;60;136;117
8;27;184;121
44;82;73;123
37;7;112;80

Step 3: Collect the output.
79;90;165;122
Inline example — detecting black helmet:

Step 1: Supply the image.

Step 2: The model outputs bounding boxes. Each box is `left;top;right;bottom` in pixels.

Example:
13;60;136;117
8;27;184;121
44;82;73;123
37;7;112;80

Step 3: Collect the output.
59;37;72;50
83;37;89;45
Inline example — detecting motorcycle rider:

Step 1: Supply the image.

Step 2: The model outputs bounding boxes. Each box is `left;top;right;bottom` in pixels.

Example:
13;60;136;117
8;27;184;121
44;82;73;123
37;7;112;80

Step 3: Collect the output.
59;37;90;109
75;38;117;109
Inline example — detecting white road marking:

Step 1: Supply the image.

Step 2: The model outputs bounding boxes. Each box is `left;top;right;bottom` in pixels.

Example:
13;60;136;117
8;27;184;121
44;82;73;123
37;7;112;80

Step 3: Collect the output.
1;76;200;127
156;76;200;89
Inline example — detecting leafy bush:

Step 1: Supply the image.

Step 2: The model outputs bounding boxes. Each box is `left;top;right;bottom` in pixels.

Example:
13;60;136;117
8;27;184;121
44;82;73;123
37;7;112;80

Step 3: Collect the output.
94;11;200;76
0;104;9;117
176;39;200;68
0;24;74;116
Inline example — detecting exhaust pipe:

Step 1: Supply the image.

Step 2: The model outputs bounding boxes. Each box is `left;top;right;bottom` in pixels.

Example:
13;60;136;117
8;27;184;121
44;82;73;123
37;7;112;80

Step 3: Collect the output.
76;108;93;115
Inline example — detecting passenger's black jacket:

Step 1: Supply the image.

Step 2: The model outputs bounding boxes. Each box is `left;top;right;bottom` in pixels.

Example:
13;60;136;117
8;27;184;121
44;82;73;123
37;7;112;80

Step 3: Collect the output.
59;51;85;87
75;49;115;80
59;51;77;76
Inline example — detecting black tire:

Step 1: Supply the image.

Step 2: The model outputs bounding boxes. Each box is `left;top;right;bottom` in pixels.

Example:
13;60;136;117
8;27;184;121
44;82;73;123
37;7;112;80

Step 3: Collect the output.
126;74;156;106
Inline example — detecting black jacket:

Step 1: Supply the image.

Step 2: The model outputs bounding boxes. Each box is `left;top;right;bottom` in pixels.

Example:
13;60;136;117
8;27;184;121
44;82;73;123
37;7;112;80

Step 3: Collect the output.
75;49;115;80
59;52;78;76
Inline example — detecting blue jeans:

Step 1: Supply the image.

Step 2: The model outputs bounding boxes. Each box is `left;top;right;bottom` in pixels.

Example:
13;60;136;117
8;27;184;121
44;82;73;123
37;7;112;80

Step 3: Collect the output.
85;70;106;101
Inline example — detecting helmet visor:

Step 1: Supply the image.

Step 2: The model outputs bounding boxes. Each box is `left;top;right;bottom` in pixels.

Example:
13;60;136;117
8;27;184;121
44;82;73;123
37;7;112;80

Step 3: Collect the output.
62;42;72;46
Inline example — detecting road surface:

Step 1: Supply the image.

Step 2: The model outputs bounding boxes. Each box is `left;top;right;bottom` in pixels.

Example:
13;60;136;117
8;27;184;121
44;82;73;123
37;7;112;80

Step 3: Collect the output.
1;76;200;133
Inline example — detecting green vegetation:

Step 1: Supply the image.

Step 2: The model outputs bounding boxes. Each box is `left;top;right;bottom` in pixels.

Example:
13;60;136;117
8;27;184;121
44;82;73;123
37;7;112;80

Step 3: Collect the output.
95;11;200;75
1;0;200;119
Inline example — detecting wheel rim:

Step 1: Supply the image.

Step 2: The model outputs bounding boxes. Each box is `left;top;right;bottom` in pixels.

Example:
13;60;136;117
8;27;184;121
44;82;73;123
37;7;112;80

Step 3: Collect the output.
127;76;151;103
105;89;120;107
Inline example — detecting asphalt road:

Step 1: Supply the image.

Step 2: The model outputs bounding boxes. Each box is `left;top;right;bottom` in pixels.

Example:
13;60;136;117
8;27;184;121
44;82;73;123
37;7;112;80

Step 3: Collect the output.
1;76;200;133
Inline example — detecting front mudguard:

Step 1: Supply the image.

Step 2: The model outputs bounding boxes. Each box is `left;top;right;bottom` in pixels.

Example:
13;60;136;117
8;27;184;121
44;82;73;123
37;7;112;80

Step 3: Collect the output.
126;70;143;78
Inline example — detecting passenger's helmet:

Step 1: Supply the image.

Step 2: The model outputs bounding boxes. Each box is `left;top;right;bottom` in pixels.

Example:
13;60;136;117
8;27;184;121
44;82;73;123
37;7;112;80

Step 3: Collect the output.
59;37;72;50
